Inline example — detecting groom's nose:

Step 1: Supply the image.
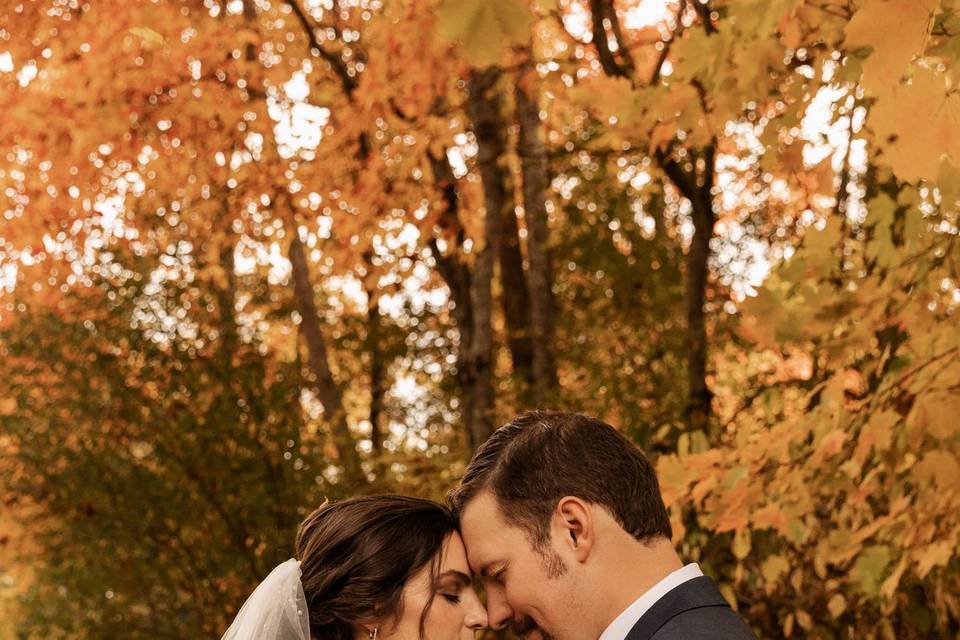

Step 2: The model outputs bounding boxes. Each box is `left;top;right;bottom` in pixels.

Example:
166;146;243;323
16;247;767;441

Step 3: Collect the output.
485;591;515;631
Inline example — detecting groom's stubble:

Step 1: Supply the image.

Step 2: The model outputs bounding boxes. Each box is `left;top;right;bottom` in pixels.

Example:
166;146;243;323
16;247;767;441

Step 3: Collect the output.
510;545;566;640
512;616;557;640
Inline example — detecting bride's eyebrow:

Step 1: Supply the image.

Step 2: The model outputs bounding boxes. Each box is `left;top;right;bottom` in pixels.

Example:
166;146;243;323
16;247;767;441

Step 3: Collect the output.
437;570;472;587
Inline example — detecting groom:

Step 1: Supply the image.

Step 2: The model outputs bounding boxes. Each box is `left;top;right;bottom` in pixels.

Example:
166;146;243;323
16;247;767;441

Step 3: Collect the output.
450;411;756;640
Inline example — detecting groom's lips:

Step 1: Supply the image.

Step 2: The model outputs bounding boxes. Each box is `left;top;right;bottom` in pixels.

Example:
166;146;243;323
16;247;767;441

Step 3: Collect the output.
513;617;549;639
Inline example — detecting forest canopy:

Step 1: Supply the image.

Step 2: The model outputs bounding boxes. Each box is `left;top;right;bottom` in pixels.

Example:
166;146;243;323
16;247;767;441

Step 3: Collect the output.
1;0;959;638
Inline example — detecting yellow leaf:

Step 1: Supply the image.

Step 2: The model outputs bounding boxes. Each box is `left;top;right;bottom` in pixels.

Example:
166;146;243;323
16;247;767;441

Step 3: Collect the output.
803;216;843;275
914;540;954;578
128;27;166;50
868;66;960;182
436;0;531;67
783;613;795;637
910;393;960;440
854;410;898;465
733;528;752;560
493;0;533;44
778;11;803;49
844;0;939;92
866;193;897;266
827;593;846;618
719;583;739;611
0;397;16;415
753;503;788;533
880;556;908;599
818;428;848;458
649;121;678;154
761;554;789;585
914;450;960;491
571;75;643;126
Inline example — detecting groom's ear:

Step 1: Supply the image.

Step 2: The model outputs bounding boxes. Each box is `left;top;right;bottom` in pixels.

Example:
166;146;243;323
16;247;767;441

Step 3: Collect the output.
554;496;593;563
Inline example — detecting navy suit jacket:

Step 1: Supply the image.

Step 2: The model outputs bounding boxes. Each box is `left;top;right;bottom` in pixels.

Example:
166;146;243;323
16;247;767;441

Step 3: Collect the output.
623;576;756;640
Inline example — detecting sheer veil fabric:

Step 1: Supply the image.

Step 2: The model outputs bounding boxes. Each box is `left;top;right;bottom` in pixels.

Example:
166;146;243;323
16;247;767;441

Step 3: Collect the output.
220;559;310;640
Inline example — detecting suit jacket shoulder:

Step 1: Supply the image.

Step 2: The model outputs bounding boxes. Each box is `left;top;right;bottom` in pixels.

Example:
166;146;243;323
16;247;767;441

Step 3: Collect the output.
625;576;756;640
653;604;756;640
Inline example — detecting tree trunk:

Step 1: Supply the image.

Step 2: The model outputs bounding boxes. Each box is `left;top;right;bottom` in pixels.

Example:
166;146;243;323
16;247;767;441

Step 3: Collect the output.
214;230;239;369
587;0;718;433
464;67;510;449
658;150;716;433
428;152;476;453
287;226;365;486
515;62;558;404
499;203;535;386
464;68;533;388
364;252;386;459
240;0;366;483
684;198;714;433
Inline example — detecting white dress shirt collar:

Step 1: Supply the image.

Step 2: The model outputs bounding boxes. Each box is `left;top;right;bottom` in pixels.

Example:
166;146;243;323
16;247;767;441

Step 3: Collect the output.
597;563;704;640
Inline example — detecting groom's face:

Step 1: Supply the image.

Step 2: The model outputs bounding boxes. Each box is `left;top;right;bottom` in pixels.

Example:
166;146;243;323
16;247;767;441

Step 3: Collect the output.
459;492;575;640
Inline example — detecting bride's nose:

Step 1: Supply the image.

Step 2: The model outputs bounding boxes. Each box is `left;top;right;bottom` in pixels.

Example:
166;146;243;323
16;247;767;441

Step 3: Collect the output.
465;603;488;631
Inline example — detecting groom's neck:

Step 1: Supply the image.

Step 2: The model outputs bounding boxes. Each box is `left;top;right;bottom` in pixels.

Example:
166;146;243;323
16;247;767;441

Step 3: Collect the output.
595;534;685;630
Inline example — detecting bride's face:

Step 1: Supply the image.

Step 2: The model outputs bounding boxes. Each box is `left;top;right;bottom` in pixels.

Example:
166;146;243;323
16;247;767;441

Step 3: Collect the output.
381;532;488;640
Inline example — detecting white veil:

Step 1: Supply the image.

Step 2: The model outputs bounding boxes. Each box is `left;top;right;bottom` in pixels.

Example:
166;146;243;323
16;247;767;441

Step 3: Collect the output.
221;559;311;640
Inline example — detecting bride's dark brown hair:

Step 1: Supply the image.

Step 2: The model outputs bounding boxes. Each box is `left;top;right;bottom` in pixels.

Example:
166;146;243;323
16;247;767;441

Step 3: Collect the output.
295;494;458;640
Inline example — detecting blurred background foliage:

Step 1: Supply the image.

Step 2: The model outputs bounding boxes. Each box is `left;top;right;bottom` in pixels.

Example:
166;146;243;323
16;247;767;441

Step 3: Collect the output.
1;0;959;637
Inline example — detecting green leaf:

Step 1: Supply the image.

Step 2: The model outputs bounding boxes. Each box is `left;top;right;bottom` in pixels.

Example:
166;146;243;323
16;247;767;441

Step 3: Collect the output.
852;545;892;597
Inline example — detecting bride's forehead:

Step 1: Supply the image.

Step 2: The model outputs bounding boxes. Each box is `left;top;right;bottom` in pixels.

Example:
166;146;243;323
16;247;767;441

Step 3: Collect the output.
440;532;471;568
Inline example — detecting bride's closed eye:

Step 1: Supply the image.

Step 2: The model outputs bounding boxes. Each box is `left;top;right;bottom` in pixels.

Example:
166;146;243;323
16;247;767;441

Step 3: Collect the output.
435;568;473;604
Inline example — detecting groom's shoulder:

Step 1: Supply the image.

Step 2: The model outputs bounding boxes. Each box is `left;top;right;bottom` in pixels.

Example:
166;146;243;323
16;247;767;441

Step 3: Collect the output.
652;605;756;640
626;575;757;640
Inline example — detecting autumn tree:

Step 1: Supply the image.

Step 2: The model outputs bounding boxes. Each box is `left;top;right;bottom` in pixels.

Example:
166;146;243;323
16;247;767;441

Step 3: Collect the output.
2;0;960;638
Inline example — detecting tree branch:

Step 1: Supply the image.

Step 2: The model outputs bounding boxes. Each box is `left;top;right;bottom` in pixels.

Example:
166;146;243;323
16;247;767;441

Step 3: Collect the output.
284;0;358;97
588;0;631;78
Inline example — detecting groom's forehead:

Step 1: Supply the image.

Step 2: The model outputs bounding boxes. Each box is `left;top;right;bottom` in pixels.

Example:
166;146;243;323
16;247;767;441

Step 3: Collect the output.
460;491;508;531
460;492;538;568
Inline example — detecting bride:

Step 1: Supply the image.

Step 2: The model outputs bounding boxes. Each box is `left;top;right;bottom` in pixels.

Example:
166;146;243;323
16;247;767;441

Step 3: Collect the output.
221;494;488;640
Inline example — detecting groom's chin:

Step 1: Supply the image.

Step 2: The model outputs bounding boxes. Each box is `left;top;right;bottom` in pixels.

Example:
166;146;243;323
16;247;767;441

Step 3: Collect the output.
513;621;555;640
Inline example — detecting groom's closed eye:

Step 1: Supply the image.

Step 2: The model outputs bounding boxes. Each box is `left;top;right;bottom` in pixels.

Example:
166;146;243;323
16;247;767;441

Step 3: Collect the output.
479;563;507;586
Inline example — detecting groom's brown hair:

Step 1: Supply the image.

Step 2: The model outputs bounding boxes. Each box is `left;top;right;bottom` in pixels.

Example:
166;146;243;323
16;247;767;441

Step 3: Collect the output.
449;411;672;547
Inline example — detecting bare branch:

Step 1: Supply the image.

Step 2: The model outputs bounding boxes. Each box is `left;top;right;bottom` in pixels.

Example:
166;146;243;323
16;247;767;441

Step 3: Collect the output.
588;0;631;78
284;0;358;97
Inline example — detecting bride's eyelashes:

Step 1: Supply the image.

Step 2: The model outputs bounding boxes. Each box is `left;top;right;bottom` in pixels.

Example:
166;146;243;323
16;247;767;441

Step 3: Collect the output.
442;593;461;604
